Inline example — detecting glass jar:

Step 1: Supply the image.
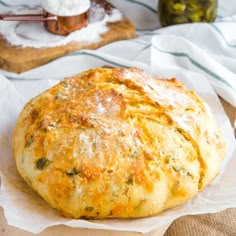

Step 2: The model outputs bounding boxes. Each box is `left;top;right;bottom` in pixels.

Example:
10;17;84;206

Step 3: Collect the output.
158;0;217;26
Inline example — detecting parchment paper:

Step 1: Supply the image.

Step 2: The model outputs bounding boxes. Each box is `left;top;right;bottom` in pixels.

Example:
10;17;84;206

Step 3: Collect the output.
0;56;235;233
0;0;236;233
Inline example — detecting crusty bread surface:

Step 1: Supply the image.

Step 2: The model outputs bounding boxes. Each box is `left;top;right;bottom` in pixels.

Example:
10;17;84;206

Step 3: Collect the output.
12;67;226;219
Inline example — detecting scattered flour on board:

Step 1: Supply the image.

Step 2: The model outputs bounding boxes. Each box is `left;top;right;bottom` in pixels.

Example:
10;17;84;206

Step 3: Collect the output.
0;4;123;48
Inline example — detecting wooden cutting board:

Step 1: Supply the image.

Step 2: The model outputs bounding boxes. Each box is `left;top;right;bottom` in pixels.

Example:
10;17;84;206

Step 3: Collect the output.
0;0;136;73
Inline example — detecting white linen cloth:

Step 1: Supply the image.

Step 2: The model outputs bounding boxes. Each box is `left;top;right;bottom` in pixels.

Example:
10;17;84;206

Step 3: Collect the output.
0;0;236;234
0;0;236;106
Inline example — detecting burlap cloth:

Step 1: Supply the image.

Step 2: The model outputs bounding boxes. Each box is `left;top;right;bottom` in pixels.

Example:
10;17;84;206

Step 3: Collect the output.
164;98;236;236
164;209;236;236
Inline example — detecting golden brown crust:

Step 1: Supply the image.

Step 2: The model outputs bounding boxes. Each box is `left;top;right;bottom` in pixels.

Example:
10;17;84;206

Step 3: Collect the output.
12;67;226;219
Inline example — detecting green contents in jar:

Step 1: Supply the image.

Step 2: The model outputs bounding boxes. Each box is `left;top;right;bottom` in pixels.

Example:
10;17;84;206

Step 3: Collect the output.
158;0;217;26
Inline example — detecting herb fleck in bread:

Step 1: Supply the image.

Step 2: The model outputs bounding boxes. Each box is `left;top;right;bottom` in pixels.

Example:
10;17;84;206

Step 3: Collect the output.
12;67;226;218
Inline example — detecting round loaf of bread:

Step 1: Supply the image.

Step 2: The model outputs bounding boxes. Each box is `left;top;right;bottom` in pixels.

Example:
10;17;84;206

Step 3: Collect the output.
12;67;226;219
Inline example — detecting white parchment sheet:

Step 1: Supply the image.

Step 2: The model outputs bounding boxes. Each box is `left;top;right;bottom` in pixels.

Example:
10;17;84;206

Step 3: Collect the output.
1;0;236;233
0;52;235;233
